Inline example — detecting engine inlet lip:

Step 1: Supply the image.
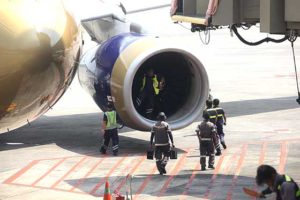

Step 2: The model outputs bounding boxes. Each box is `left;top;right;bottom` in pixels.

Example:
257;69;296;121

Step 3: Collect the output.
123;46;209;131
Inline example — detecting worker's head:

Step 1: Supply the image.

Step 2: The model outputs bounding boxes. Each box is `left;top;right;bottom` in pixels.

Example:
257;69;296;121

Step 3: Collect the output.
157;112;167;121
256;165;277;187
213;98;220;106
202;111;210;121
146;68;154;77
206;100;213;108
107;102;114;111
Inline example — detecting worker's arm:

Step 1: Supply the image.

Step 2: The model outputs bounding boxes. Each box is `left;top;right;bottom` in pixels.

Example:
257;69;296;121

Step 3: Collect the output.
168;132;174;147
101;114;107;134
223;110;227;125
212;126;218;143
257;187;272;198
167;124;174;147
196;125;201;140
158;76;166;90
150;128;155;146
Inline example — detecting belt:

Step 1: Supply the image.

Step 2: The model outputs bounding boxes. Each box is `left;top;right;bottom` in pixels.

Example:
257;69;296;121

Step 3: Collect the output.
200;138;211;141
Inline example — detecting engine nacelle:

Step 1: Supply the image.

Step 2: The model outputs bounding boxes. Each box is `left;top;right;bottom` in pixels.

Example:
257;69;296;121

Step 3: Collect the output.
79;33;209;131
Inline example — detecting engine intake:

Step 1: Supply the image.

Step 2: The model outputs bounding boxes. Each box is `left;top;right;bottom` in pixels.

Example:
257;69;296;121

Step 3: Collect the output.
111;37;209;131
79;33;209;131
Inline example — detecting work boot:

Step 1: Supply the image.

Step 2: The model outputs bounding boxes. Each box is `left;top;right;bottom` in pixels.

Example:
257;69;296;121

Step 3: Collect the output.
221;142;227;149
208;165;215;169
162;167;167;174
159;166;166;175
201;166;206;171
100;146;106;154
215;150;222;156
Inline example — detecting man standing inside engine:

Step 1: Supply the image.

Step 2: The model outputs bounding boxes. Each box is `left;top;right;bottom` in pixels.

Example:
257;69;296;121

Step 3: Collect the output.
150;112;175;175
136;68;160;119
100;102;119;156
196;112;217;171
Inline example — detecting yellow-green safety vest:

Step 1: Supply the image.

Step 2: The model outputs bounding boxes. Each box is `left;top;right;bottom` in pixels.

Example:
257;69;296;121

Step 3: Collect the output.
141;75;160;95
105;111;117;130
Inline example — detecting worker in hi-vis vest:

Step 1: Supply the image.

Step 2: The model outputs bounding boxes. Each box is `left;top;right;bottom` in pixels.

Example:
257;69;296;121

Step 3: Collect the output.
256;165;300;200
202;100;222;156
136;68;161;119
100;102;119;156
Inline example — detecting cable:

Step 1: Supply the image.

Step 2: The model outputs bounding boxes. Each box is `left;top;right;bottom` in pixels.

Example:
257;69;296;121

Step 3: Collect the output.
231;25;288;46
176;22;191;31
199;28;210;45
289;34;300;104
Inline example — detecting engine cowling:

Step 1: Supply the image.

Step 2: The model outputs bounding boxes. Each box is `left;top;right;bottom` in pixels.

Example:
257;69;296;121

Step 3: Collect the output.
79;33;209;131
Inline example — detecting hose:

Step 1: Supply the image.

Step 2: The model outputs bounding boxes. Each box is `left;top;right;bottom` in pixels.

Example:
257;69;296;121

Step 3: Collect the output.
231;25;288;46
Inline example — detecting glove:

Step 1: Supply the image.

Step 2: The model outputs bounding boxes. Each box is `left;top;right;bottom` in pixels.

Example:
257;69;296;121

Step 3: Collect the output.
258;193;266;198
224;122;227;126
100;129;105;135
172;143;175;148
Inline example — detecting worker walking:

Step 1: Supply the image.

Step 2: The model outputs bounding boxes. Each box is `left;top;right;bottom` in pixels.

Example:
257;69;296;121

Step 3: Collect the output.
196;112;217;171
203;100;222;156
136;68;160;119
203;100;217;124
213;98;227;149
255;164;300;200
150;112;175;175
100;103;119;156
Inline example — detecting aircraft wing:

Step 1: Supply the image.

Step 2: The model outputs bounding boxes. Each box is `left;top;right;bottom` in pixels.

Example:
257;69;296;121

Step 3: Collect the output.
120;0;170;14
77;0;170;43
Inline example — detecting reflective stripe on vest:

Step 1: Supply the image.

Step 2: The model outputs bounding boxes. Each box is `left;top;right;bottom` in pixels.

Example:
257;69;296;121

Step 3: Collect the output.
215;108;224;118
105;111;117;130
200;138;212;141
285;175;292;182
206;108;217;118
141;75;160;95
296;190;300;197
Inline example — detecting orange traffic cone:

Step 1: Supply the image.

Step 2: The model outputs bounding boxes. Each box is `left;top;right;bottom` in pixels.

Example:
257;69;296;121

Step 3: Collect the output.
103;180;112;200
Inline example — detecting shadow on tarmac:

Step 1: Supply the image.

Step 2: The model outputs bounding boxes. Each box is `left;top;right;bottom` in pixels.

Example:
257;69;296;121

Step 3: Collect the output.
0;96;298;154
0;113;141;153
223;96;299;118
65;173;260;199
0;112;185;155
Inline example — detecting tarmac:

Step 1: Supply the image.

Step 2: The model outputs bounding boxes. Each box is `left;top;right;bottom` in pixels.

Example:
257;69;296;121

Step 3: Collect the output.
1;14;300;200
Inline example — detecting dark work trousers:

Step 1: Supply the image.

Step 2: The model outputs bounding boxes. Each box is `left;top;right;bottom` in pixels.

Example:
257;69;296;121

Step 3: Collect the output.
155;145;170;174
213;125;222;153
100;128;119;155
136;91;155;119
216;122;225;143
144;94;155;119
200;140;215;168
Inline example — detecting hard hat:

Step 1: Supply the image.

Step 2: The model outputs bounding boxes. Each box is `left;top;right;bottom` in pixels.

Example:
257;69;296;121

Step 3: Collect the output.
255;165;277;185
206;100;213;108
157;112;167;121
213;98;220;106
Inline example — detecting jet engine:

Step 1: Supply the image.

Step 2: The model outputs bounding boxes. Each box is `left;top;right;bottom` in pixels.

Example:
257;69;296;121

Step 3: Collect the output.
79;33;209;131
